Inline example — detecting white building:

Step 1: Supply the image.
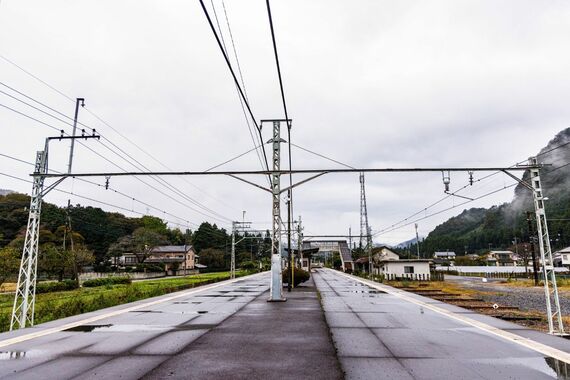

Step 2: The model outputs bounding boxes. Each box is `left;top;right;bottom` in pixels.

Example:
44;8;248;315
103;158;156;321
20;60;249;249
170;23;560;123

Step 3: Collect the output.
378;259;432;280
374;246;399;261
554;247;570;268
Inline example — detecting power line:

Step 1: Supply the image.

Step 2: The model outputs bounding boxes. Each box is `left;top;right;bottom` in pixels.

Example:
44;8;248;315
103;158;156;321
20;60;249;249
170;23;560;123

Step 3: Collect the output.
209;0;268;180
0;55;74;102
0;61;241;214
0;172;192;229
198;0;270;175
0;90;235;223
374;160;570;238
0;153;200;227
265;0;290;125
371;139;570;236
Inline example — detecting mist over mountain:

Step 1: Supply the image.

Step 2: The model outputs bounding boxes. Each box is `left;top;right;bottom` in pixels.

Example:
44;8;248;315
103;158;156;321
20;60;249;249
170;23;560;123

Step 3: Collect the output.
419;128;570;255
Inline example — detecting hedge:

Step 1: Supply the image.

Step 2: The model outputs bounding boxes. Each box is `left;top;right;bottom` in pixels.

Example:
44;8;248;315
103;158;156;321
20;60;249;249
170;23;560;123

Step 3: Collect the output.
282;268;310;287
36;280;79;294
82;277;132;287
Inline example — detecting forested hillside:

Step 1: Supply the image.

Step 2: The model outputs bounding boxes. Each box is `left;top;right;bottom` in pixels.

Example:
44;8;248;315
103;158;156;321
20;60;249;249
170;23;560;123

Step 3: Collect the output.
0;193;271;276
418;128;570;256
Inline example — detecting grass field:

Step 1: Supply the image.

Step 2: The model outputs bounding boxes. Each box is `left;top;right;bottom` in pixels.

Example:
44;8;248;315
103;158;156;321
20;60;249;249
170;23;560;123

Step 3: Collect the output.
0;270;251;333
492;277;570;290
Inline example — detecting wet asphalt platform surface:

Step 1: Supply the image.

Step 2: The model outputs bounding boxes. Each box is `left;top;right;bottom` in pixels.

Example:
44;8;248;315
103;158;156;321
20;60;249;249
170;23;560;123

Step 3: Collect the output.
0;272;341;380
315;269;570;380
1;270;570;379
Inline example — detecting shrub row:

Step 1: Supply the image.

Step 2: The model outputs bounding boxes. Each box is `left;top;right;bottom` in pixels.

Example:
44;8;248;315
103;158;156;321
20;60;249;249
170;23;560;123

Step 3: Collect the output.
36;280;79;294
282;268;310;287
82;277;132;287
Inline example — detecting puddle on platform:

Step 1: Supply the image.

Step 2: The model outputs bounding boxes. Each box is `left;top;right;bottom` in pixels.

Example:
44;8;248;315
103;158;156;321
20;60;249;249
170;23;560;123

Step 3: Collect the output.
197;311;208;314
344;290;386;294
65;324;169;333
0;350;44;360
545;356;570;379
130;310;162;313
173;302;189;304
65;324;112;332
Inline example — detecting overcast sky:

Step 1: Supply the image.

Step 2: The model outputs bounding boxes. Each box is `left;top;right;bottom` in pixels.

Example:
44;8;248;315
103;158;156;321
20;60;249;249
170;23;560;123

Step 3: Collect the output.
1;0;570;246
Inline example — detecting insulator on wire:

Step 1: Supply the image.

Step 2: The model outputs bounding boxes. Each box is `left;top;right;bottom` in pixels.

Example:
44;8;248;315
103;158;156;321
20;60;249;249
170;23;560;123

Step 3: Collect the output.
442;171;451;192
468;171;474;186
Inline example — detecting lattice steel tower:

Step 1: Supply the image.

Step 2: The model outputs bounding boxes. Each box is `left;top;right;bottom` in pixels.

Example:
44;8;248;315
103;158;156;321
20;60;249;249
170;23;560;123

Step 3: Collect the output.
359;173;373;275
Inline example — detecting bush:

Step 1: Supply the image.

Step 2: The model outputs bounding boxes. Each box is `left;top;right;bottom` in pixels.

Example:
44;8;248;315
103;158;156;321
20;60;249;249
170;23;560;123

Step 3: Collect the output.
282;268;310;287
240;261;257;271
82;277;132;287
36;279;79;294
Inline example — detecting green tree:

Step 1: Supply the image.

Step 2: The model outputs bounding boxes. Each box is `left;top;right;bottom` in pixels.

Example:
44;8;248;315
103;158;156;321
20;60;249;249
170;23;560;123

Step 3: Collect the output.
0;246;20;288
198;248;226;269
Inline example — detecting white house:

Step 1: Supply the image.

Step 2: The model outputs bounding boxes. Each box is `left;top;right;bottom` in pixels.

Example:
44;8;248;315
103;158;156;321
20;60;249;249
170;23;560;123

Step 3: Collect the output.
373;246;400;261
554;247;570;268
378;259;432;280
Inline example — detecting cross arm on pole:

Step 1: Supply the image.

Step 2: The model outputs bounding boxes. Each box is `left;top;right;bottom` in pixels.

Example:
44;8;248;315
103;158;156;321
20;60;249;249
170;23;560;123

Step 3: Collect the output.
280;172;328;194
501;170;533;191
227;174;271;193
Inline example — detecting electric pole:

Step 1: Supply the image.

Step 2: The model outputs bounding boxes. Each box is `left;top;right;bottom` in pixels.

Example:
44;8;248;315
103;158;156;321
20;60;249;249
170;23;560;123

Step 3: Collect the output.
415;223;420;259
11;127;100;330
231;221;236;279
231;220;251;279
286;191;292;292
67;98;85;174
528;156;564;335
262;119;289;301
527;211;539;286
359;173;373;277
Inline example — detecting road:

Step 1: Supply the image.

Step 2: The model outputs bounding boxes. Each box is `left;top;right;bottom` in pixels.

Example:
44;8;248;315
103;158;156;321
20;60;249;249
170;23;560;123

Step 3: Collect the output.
314;269;570;379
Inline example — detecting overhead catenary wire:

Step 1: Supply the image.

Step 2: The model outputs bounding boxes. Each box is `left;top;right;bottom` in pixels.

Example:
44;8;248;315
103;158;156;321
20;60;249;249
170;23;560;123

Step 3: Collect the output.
371;139;570;237
209;0;268;182
374;160;570;238
198;0;270;177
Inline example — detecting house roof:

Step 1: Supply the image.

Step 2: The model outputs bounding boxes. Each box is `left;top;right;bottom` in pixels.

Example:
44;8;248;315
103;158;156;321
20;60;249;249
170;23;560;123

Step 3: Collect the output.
382;259;431;263
145;257;185;263
195;263;207;269
355;257;369;264
151;245;193;253
434;252;456;257
555;246;570;254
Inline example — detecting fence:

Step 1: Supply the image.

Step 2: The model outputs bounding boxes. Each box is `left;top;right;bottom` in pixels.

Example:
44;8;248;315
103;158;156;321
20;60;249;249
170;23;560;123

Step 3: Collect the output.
79;272;165;282
383;272;442;282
